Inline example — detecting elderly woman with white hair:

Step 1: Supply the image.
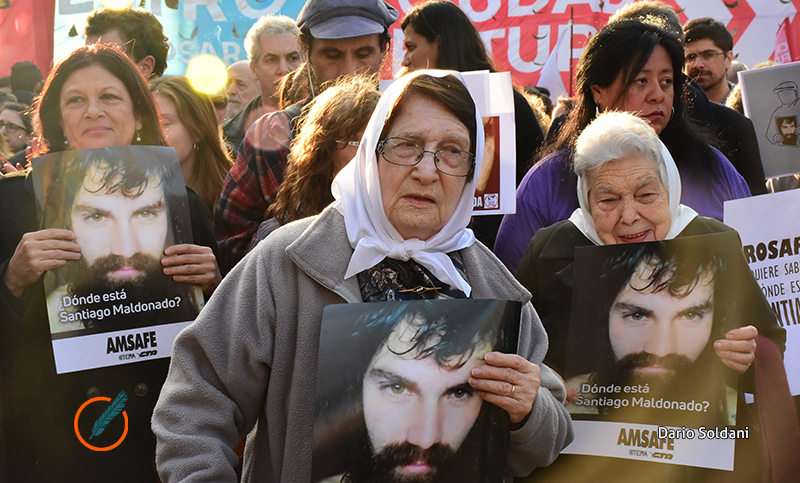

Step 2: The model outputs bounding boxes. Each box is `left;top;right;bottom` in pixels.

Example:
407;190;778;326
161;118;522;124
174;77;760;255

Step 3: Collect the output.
516;111;783;382
515;110;786;482
152;70;572;483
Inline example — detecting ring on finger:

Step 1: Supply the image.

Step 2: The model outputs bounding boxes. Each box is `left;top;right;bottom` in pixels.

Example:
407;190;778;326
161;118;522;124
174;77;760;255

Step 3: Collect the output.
510;384;516;397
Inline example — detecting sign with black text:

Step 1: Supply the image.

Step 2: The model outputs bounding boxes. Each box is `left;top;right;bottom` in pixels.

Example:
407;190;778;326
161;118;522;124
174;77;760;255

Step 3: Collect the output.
725;191;800;395
32;146;203;373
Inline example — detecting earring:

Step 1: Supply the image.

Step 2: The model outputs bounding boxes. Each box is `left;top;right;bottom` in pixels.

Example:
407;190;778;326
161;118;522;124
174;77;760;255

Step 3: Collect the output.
64;139;68;146
136;130;142;142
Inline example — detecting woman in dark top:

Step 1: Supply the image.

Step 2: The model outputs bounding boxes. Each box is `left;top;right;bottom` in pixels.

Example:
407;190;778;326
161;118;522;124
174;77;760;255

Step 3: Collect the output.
0;44;221;481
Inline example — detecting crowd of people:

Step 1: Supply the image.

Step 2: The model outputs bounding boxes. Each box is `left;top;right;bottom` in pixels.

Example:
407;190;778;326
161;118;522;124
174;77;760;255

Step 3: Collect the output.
0;0;796;482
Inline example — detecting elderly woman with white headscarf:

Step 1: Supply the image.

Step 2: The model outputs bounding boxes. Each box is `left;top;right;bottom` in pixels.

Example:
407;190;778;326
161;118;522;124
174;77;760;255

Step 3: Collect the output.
516;111;784;388
152;70;572;483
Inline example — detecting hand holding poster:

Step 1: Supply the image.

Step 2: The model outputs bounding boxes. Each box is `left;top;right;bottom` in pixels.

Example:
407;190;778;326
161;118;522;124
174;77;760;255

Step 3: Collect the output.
311;299;520;483
32;145;203;373
562;234;753;471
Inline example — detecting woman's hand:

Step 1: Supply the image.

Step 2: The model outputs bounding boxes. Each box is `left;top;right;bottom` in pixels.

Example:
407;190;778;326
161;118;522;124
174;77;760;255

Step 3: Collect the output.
553;369;580;405
1;162;22;173
161;244;221;297
4;229;81;297
469;352;540;425
714;325;758;374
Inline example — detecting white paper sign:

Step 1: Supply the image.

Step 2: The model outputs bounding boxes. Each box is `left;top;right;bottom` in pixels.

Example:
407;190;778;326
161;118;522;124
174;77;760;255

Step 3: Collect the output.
739;62;800;178
725;191;800;395
563;421;737;471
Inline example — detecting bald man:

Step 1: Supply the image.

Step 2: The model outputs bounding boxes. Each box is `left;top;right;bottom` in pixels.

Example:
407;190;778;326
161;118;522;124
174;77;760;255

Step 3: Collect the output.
225;60;260;120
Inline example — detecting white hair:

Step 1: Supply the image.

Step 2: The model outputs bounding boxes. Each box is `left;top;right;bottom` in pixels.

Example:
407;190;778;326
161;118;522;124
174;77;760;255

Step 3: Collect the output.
244;14;301;62
574;111;667;194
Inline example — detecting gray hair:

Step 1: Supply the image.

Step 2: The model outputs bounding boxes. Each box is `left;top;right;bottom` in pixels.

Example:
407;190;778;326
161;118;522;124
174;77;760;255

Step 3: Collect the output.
244;14;301;62
574;111;667;195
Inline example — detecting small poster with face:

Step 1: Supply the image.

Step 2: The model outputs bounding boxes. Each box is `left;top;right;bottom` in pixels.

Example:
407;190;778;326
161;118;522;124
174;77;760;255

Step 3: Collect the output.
562;234;748;470
739;61;800;178
311;299;520;483
460;71;517;215
32;146;204;374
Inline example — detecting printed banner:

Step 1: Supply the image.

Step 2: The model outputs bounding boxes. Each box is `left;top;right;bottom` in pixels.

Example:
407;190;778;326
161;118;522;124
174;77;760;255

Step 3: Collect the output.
725;191;800;395
562;234;751;470
51;1;800;85
31;145;203;373
739;61;800;178
311;299;520;483
563;421;737;470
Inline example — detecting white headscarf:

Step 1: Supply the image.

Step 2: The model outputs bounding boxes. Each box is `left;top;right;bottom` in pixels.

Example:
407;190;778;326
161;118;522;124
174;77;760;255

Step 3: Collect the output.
331;70;484;296
568;139;697;246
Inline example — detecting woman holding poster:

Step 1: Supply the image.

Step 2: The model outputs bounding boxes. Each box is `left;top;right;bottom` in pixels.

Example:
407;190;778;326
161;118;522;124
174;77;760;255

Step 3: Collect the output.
515;111;786;482
495;20;751;273
152;70;573;482
0;45;221;481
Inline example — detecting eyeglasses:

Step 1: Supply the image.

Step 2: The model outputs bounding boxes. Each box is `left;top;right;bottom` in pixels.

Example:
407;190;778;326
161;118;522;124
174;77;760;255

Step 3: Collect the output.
377;137;474;177
335;140;360;149
0;120;25;133
684;50;726;64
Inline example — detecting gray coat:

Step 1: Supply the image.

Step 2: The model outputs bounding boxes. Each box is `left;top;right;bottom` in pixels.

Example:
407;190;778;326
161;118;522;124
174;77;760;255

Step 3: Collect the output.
152;206;573;482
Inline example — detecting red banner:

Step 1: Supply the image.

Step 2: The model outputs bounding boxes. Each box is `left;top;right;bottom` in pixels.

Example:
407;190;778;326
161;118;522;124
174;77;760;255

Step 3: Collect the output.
384;0;800;89
775;17;796;64
0;0;55;80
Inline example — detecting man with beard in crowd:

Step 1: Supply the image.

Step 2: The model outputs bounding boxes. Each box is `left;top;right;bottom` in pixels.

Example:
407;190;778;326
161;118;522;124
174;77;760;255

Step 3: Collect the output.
312;301;511;483
568;242;738;428
683;17;735;105
43;148;200;334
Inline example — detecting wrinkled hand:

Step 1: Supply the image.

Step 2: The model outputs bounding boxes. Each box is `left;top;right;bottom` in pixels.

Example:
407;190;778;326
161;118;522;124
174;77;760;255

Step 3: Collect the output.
4;229;81;297
161;244;221;296
469;352;540;425
714;325;757;374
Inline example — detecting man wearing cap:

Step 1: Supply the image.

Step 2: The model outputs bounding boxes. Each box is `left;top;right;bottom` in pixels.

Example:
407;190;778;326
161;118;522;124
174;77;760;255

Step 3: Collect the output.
214;0;398;269
767;81;800;146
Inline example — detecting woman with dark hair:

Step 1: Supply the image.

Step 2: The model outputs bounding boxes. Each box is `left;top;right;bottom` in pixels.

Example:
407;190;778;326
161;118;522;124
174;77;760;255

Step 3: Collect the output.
399;0;545;249
151;76;234;222
494;20;750;273
34;46;163;153
0;44;221;481
249;75;380;248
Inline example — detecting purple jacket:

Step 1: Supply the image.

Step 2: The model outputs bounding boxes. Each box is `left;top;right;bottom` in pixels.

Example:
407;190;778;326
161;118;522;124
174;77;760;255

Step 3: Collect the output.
494;147;751;273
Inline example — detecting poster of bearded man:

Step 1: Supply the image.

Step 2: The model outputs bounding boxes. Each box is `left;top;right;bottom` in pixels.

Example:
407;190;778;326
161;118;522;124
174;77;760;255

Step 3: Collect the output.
563;233;757;470
311;299;520;483
33;146;203;373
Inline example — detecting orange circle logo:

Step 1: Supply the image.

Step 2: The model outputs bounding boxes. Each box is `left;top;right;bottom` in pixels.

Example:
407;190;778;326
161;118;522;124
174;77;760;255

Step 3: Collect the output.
74;396;129;451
